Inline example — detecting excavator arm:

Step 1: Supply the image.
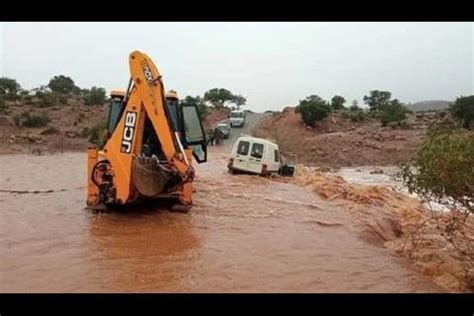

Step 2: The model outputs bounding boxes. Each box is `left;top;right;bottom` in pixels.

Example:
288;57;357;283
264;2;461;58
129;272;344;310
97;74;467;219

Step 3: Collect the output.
86;51;207;209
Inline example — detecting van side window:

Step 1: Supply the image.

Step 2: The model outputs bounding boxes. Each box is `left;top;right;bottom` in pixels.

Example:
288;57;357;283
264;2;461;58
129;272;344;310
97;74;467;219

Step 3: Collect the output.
251;143;264;159
237;141;250;155
274;150;280;162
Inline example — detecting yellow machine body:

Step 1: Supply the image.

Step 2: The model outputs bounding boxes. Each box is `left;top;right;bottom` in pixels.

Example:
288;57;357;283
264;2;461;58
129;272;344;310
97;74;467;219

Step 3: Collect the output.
87;51;207;209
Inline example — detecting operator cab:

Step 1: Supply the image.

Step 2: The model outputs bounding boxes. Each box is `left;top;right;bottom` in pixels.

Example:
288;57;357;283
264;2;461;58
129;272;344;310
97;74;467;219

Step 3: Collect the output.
105;88;207;163
107;89;126;138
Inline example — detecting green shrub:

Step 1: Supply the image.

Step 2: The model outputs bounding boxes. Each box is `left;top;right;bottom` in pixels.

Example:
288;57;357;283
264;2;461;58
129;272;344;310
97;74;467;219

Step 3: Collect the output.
48;75;79;95
0;98;7;114
82;87;107;106
80;127;90;138
0;77;21;100
349;105;362;112
350;110;367;122
14;111;51;128
398;127;473;222
85;121;108;147
398;127;474;277
57;93;69;105
380;100;409;126
22;94;34;103
331;95;346;111
342;108;367;122
450;95;474;129
295;95;332;127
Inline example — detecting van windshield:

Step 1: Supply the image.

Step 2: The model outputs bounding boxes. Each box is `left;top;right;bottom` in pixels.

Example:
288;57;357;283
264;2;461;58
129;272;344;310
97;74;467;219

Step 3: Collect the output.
251;143;264;159
230;112;244;118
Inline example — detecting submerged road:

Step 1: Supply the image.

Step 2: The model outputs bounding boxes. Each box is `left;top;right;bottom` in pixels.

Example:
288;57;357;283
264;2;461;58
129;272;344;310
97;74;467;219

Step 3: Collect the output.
0;137;442;292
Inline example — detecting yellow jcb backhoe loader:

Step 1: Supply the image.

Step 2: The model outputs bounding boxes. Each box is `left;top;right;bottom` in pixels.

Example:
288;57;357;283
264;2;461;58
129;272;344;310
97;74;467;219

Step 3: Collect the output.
86;51;207;211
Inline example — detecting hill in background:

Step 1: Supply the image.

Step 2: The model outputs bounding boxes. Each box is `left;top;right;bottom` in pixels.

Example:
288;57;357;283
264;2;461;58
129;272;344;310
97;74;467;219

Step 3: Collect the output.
406;100;452;112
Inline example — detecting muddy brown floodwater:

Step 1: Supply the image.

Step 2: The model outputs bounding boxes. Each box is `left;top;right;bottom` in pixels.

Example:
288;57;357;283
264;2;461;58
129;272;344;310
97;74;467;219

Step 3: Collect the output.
0;148;442;292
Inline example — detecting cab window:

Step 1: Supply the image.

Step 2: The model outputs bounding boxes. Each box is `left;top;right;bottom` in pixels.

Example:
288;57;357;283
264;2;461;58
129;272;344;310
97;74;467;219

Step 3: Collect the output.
107;98;123;136
231;112;243;118
274;149;280;162
237;141;250;155
251;143;264;159
182;105;205;143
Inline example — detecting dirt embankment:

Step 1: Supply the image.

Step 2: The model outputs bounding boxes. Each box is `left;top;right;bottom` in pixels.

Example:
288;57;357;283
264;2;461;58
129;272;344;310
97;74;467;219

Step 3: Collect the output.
284;166;474;292
0;100;231;155
254;107;447;167
201;107;230;131
0;99;108;155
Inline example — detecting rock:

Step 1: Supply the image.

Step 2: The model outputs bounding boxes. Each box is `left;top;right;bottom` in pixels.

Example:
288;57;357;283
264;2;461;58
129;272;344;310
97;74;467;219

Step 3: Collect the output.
65;130;79;138
387;121;399;129
31;148;43;156
370;168;384;174
314;166;332;173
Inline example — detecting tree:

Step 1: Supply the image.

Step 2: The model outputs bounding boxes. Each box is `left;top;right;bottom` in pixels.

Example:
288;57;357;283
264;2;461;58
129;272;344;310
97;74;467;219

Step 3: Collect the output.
363;90;392;111
0;77;21;100
352;100;358;107
181;95;208;118
398;127;473;270
331;95;346;110
48;75;79;94
349;104;362;112
379;99;409;127
450;95;474;129
295;95;332;127
232;94;247;109
81;87;107;106
203;88;234;108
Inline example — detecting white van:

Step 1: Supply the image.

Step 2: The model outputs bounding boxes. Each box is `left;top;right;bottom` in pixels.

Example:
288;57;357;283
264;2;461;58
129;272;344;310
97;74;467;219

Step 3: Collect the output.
228;136;281;176
229;110;245;128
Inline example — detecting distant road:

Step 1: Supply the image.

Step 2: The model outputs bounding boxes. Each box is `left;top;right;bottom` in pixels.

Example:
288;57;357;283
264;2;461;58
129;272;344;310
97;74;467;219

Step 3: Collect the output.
217;112;270;148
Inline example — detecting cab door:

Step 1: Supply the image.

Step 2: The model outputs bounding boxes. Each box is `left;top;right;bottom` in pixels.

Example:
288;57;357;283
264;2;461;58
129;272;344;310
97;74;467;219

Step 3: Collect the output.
248;142;265;174
181;104;207;163
233;139;251;171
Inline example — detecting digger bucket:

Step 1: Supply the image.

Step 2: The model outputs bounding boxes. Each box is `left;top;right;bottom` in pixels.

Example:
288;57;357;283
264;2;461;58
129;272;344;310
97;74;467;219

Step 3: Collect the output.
131;155;176;197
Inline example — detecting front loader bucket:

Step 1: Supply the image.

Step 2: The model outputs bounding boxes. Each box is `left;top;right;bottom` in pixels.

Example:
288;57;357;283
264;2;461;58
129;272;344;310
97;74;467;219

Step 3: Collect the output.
131;155;175;197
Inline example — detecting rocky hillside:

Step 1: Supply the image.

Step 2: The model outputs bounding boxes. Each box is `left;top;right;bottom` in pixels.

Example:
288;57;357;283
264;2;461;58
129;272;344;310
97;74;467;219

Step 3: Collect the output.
0;98;109;155
0;99;232;155
254;107;448;167
406;100;451;112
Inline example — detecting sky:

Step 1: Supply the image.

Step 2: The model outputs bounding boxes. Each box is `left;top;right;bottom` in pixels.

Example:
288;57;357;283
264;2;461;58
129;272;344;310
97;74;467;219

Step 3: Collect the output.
0;22;473;112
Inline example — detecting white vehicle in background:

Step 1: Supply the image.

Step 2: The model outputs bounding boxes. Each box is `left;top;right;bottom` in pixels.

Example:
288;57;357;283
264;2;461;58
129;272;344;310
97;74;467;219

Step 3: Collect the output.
228;136;281;176
229;109;246;128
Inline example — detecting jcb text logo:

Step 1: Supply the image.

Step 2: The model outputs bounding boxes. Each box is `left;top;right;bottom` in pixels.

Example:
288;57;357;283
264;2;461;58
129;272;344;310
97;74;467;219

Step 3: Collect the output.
141;60;154;83
121;112;137;153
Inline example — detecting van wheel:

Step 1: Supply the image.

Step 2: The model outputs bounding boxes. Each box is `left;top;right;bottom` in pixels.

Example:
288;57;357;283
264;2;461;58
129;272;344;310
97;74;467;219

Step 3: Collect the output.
228;168;236;174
